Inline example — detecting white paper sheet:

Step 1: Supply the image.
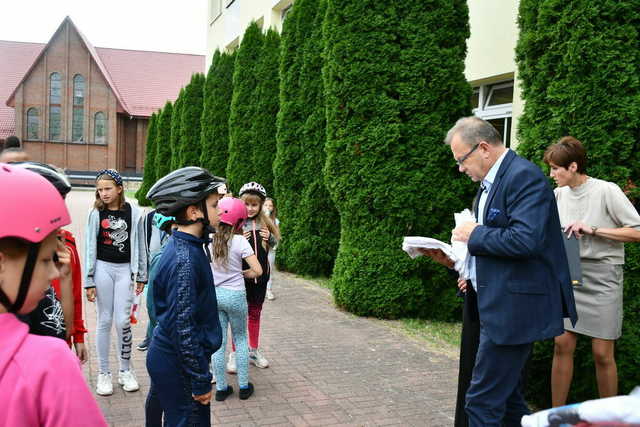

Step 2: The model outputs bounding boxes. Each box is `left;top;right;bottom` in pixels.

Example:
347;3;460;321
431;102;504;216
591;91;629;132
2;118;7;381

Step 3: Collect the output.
402;209;474;279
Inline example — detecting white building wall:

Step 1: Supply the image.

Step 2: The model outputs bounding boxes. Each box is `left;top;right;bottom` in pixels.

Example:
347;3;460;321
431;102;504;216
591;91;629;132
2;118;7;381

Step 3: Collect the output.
206;0;293;67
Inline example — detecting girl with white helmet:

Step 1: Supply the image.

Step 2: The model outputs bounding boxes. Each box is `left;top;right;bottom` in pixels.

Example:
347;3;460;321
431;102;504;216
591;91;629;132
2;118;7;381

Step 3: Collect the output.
226;182;280;371
0;163;107;426
210;197;262;401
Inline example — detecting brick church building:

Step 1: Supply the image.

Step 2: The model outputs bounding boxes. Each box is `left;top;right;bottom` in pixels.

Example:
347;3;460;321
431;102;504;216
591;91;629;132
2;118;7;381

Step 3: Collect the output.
0;17;204;174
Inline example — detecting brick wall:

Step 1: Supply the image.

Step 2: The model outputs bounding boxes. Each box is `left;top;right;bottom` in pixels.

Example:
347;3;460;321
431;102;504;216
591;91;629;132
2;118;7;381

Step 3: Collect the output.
13;20;126;172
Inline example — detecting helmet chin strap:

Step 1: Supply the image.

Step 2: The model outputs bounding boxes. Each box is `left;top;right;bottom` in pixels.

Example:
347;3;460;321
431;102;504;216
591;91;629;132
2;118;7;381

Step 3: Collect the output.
198;199;216;262
0;243;40;314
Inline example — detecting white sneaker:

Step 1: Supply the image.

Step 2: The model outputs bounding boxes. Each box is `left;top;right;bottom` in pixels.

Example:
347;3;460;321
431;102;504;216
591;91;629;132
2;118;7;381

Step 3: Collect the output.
226;351;237;374
266;289;275;300
249;348;269;368
96;373;113;396
118;370;140;392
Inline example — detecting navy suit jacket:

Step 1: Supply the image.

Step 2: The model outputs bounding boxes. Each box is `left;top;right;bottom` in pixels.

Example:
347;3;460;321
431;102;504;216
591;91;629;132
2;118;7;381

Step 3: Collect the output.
468;150;578;346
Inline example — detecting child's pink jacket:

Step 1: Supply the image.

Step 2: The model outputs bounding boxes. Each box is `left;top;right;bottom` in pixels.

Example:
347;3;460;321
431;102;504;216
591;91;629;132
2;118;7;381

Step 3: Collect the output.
0;313;107;426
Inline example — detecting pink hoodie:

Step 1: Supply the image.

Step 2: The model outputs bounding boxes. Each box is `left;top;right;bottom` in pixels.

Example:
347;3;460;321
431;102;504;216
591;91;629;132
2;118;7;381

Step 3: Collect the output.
0;313;107;427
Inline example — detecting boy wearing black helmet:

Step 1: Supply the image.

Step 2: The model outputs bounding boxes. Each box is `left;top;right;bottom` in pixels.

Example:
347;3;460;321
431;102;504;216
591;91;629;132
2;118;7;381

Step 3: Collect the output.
145;167;227;427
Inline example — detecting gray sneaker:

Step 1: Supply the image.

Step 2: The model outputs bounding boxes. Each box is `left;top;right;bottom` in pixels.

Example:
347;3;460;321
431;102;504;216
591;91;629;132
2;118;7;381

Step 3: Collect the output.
249;348;269;368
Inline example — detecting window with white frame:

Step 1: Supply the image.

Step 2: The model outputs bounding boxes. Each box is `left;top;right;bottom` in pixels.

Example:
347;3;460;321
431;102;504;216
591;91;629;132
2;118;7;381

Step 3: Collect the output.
472;80;514;147
210;0;221;24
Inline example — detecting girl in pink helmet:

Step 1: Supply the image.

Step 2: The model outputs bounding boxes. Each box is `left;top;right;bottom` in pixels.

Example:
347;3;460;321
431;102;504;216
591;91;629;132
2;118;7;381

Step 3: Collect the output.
0;163;107;426
210;197;262;401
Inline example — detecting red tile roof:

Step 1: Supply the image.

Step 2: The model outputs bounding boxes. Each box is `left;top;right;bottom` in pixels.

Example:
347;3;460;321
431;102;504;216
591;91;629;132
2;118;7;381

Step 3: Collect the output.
1;17;204;139
0;40;44;139
96;47;205;118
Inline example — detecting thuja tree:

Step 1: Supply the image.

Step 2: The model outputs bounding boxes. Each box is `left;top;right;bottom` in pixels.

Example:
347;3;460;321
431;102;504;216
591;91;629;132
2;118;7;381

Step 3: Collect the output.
250;28;280;194
170;88;185;170
323;0;473;318
135;112;158;206
285;0;339;276
272;0;311;271
179;73;206;167
227;22;264;192
200;50;236;177
154;101;173;179
516;0;640;406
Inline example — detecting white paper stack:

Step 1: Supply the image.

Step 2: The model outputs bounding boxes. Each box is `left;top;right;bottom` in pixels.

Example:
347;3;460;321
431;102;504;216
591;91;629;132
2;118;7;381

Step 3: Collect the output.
402;208;474;279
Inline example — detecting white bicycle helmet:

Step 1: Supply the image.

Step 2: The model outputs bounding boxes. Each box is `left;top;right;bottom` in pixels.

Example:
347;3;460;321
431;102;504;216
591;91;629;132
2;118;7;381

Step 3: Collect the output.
238;181;267;200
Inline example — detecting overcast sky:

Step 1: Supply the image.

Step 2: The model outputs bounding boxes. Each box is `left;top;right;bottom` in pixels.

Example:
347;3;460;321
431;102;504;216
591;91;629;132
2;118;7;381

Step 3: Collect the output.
0;0;208;55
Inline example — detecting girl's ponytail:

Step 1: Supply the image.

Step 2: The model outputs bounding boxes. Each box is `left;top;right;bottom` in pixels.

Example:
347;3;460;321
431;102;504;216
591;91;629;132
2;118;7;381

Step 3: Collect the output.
212;223;234;270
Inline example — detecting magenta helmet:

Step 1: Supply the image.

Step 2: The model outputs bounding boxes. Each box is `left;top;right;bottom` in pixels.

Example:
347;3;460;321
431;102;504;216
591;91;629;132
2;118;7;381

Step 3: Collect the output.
0;163;71;242
0;163;71;313
218;197;248;230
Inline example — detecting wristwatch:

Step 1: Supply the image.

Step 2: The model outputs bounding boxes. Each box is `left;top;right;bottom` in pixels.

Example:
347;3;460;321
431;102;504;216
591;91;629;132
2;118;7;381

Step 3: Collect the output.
591;226;598;236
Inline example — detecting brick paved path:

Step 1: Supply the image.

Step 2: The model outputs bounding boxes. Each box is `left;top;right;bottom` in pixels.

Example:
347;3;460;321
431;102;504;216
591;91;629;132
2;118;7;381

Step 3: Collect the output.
67;190;459;426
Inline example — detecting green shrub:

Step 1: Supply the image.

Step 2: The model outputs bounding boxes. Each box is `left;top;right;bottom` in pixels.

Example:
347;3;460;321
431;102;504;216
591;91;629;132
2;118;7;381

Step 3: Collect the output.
170;88;185;171
200;50;236;177
282;0;339;276
323;1;473;318
250;29;280;194
227;22;264;192
516;0;640;406
155;101;173;179
135;112;158;206
179;73;205;167
273;2;304;271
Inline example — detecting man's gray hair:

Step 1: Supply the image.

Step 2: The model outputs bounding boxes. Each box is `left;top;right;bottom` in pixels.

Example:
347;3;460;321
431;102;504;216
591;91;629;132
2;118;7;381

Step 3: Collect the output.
444;116;503;147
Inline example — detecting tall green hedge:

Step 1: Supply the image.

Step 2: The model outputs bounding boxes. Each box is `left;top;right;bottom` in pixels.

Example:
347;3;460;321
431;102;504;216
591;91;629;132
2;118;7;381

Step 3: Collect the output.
284;0;339;276
250;29;280;194
136;112;158;206
179;73;205;167
273;3;304;271
170;88;185;170
155;101;173;179
227;22;264;192
322;1;473;319
200;50;236;177
516;0;640;406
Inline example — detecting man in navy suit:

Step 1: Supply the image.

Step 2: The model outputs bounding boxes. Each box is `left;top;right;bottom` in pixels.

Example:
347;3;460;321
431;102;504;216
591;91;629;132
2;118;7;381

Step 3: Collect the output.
425;117;577;426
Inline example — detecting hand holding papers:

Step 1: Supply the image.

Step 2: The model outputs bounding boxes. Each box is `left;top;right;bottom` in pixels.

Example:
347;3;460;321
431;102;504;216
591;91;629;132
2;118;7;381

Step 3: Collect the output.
402;209;474;279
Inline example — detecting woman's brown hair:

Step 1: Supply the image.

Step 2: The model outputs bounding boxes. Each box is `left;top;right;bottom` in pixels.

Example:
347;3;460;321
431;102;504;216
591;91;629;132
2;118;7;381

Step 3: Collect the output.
94;174;125;210
543;136;587;174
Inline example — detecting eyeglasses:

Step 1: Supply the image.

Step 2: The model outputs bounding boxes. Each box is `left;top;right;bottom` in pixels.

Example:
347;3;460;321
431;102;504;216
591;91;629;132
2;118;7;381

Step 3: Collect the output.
455;144;479;166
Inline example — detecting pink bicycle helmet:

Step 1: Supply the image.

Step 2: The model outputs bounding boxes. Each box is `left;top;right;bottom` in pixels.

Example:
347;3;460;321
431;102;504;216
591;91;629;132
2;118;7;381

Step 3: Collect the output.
0;163;71;313
218;197;248;230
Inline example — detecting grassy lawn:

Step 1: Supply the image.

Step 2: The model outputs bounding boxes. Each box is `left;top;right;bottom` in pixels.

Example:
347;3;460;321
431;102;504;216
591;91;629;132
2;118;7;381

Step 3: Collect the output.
302;272;461;357
124;190;137;199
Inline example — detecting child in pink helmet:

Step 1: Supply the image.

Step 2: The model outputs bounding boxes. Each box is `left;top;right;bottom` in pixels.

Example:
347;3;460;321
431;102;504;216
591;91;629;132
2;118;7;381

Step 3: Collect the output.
210;197;262;401
0;163;107;426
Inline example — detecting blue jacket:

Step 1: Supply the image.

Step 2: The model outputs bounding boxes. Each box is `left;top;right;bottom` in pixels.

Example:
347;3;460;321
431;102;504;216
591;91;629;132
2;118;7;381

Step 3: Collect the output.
152;231;222;395
468;150;578;346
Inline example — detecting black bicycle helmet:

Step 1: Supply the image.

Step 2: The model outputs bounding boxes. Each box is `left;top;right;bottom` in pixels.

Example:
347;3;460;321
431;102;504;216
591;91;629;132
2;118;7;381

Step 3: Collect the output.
238;181;267;200
10;161;72;196
146;167;227;216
